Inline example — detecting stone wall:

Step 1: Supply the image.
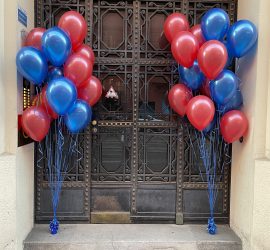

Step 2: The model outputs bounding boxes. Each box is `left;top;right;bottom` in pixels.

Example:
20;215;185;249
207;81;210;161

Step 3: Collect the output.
230;0;270;249
0;0;34;249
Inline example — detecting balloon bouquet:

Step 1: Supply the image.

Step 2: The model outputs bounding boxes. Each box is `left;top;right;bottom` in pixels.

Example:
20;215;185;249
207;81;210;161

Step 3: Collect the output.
16;11;102;234
165;9;257;234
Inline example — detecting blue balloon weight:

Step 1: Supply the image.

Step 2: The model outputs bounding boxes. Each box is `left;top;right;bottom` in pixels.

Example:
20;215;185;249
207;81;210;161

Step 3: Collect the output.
220;89;243;113
179;61;205;90
224;41;234;68
210;70;238;106
47;67;63;82
42;27;71;66
227;20;258;58
47;77;77;115
65;100;92;133
201;8;230;41
16;47;48;85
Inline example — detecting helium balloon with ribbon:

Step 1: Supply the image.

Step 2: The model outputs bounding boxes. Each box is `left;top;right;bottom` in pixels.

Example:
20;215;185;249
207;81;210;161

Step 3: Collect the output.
171;31;199;68
65;100;92;133
163;13;189;43
41;87;58;119
210;70;238;106
220;110;248;143
203;113;217;134
200;79;211;98
197;40;228;80
190;24;206;47
179;60;205;90
201;8;230;41
227;20;258;58
22;106;51;142
168;83;193;117
220;89;243;113
42;27;72;67
25;27;46;50
16;47;48;85
58;11;87;50
47;67;63;82
75;44;95;65
224;41;234;68
64;53;93;87
46;77;77;115
186;95;215;131
78;76;103;106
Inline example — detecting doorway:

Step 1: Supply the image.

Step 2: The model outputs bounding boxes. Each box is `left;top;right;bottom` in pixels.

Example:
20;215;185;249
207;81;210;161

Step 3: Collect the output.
35;0;236;224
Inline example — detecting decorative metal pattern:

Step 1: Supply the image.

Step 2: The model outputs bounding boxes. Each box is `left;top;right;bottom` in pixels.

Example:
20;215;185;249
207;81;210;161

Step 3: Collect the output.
138;128;177;182
93;64;133;121
138;64;178;122
91;127;132;182
35;0;237;223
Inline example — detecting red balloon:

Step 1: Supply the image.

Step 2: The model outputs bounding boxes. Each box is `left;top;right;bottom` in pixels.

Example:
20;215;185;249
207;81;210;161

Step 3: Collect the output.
220;110;248;143
200;79;211;98
186;95;215;131
64;53;93;87
22;106;50;142
25;27;46;50
190;24;206;47
197;40;228;80
164;13;189;43
168;83;193;117
18;115;22;131
75;44;95;64
58;11;87;50
171;31;199;68
32;87;58;119
41;87;58;119
78;76;102;106
31;95;39;106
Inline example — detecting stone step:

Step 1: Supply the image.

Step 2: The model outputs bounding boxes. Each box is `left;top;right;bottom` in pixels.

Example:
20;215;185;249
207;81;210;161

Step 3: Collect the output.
24;224;242;250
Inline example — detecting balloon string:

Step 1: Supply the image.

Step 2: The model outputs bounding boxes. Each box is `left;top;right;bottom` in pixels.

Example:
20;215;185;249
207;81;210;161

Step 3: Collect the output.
37;117;84;234
186;119;230;234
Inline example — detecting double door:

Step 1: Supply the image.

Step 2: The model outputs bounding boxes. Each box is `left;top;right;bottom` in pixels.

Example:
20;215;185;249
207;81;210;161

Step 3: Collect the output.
35;0;235;224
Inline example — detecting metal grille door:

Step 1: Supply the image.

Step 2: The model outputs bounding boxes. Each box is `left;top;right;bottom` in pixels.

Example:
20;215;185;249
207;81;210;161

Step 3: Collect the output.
35;0;237;224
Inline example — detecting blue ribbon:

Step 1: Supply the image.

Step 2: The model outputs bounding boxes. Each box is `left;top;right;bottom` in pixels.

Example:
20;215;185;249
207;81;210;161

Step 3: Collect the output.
184;110;231;235
40;116;81;234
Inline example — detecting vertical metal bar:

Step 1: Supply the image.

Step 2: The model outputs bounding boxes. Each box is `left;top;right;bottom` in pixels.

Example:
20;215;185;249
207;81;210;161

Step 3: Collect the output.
86;0;93;46
131;0;140;218
85;126;91;222
176;122;184;224
181;0;189;16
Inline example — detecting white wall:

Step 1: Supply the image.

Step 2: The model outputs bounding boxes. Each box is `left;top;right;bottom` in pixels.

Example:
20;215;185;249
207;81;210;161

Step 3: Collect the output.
230;0;270;249
0;0;34;249
0;0;5;154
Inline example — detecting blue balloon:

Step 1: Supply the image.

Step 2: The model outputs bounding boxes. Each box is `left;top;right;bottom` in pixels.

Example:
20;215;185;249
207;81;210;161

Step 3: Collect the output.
220;89;243;113
47;77;77;115
65;100;92;133
201;8;230;41
16;47;48;85
47;67;63;82
227;20;258;58
42;27;71;66
210;70;238;106
178;61;205;90
224;41;234;68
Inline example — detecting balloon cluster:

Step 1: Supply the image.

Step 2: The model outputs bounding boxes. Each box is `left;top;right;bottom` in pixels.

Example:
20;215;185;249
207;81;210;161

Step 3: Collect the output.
166;9;257;143
16;11;102;142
